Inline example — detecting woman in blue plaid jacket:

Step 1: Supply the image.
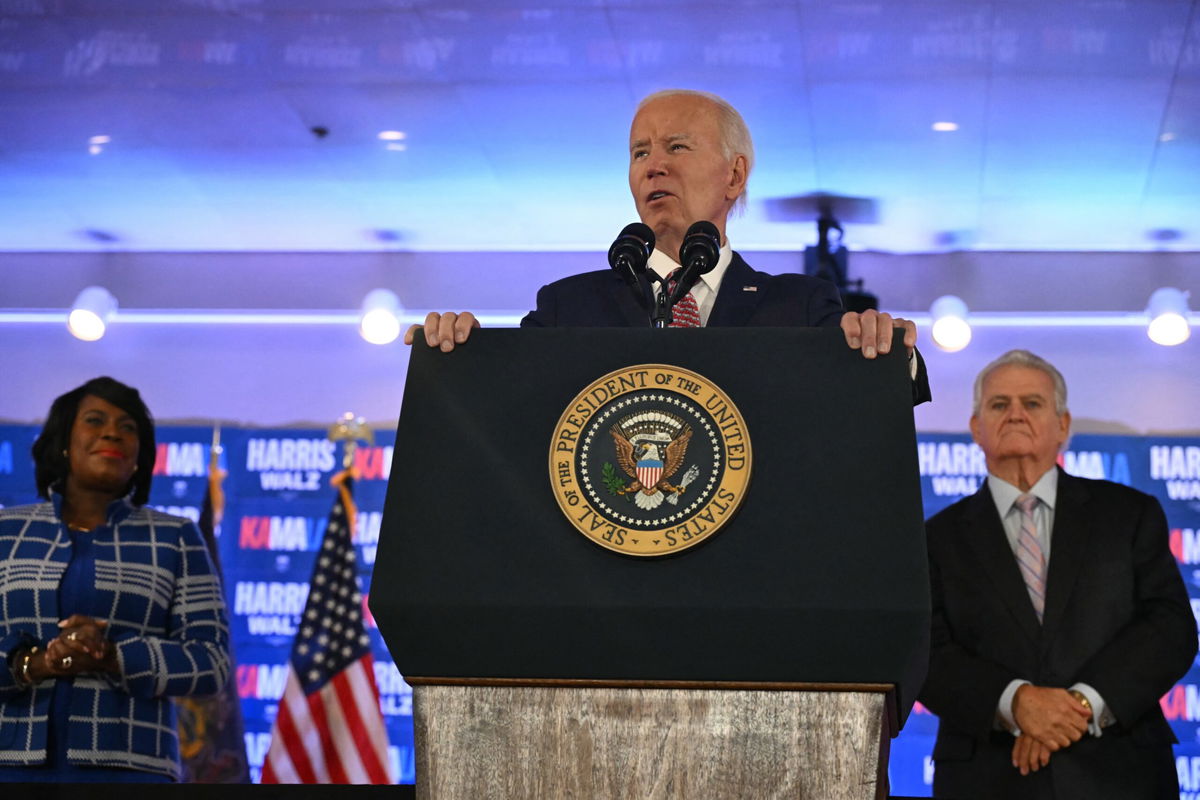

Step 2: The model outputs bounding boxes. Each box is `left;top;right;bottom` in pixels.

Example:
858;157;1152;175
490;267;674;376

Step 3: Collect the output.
0;377;230;782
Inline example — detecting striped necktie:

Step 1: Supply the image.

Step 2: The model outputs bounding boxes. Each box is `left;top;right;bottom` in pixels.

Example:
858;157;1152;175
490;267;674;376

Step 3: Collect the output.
1015;493;1047;622
667;271;702;328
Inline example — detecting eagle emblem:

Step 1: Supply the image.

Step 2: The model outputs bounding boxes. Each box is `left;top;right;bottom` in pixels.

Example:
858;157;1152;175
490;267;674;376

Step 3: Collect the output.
610;411;694;510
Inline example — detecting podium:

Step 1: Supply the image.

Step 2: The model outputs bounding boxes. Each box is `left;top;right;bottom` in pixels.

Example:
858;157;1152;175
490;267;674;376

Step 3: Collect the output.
372;327;929;799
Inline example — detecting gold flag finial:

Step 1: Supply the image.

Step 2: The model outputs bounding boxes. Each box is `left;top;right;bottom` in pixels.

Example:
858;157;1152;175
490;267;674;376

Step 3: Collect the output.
210;423;223;464
328;413;374;470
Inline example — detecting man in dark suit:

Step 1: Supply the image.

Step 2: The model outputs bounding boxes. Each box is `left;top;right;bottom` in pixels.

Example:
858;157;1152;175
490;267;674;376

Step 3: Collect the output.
406;89;930;403
518;249;842;329
919;349;1196;799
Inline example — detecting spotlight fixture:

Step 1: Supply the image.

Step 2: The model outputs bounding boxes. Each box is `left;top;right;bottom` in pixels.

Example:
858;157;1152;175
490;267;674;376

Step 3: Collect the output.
67;286;118;341
930;295;971;352
802;208;878;312
359;289;403;345
1146;287;1191;346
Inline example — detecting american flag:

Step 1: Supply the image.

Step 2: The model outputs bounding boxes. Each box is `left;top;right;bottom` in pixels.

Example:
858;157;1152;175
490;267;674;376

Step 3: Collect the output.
261;472;392;784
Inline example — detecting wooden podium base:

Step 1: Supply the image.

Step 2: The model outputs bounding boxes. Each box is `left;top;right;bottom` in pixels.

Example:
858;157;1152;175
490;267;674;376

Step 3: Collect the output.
410;679;894;800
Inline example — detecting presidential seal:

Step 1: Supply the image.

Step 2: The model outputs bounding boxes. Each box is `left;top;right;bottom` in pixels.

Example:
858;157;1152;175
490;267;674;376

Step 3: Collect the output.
549;365;751;556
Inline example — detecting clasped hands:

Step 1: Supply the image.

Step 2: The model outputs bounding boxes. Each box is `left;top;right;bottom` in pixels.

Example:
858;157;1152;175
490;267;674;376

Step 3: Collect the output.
23;614;117;683
1010;685;1092;777
405;309;917;358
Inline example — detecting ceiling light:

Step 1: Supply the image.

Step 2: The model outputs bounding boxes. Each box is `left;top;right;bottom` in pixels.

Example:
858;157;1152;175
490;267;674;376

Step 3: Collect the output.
67;286;118;341
359;289;403;345
930;295;971;352
931;121;959;132
1159;132;1176;142
1146;287;1191;346
377;131;407;141
87;134;110;156
385;142;407;152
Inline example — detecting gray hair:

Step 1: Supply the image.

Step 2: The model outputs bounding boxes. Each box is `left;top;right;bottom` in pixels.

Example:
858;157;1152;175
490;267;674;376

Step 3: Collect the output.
636;89;755;215
972;349;1068;416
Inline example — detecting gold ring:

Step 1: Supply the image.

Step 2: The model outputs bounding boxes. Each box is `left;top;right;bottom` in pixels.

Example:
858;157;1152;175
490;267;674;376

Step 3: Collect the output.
61;655;73;669
67;631;79;641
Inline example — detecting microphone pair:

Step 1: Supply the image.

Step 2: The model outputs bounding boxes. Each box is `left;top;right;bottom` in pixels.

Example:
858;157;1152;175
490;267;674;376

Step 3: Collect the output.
607;220;721;305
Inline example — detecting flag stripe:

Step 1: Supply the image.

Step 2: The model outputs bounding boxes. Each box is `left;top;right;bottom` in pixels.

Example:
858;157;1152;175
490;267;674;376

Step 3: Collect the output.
288;672;332;782
306;688;351;784
321;671;372;786
319;677;367;783
265;674;320;783
344;659;392;781
334;659;392;782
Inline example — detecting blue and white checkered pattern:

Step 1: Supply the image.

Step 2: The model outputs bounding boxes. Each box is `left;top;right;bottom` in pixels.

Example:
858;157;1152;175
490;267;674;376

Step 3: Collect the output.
0;494;230;780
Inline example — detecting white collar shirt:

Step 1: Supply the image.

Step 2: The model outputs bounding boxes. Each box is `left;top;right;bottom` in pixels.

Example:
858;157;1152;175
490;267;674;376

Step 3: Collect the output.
986;466;1058;568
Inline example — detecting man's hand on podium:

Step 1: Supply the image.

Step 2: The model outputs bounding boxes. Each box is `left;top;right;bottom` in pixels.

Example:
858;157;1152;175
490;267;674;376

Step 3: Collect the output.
839;309;917;360
405;311;480;352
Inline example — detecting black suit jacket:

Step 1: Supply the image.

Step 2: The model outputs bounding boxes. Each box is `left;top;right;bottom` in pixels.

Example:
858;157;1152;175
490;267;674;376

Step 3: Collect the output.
520;251;932;404
919;469;1196;799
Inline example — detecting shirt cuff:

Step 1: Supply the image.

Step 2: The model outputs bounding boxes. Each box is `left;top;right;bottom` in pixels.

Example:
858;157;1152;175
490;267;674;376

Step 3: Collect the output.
1070;682;1112;737
997;679;1031;734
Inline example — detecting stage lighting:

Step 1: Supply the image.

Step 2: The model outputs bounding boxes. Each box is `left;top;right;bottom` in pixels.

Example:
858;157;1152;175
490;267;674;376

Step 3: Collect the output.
930;295;972;352
360;289;403;345
1146;287;1191;346
67;286;118;341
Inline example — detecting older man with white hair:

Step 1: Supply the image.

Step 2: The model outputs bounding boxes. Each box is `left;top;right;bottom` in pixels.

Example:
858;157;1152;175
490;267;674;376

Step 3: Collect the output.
919;349;1195;799
407;88;931;403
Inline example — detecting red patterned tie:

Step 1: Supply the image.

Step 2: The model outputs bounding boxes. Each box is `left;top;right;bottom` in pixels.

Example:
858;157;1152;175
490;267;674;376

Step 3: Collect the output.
667;271;702;328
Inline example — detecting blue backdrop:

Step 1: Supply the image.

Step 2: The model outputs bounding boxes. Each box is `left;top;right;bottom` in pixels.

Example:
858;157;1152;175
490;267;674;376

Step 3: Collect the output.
2;425;1199;794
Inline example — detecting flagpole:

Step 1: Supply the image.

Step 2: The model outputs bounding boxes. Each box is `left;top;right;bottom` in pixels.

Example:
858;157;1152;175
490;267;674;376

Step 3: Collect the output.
176;420;250;783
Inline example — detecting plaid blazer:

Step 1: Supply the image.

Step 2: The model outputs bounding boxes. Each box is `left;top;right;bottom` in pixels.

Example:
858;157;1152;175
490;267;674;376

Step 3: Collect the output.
0;495;231;780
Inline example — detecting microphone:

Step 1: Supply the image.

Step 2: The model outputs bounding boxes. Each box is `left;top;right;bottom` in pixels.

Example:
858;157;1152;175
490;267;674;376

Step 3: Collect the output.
607;222;656;289
670;220;720;305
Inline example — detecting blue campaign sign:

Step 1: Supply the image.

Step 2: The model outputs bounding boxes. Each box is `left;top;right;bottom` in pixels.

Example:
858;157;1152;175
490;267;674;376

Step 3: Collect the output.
915;432;988;517
146;425;227;523
4;419;1199;792
0;424;39;509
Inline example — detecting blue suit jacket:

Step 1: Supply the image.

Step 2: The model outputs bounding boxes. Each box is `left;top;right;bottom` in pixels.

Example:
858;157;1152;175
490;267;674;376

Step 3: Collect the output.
521;251;931;404
0;496;231;780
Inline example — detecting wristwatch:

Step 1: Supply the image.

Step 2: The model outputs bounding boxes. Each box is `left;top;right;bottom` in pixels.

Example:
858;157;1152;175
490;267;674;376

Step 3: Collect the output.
1069;689;1093;716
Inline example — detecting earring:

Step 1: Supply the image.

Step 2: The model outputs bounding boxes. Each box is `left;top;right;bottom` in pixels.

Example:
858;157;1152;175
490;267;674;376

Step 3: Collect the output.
62;449;68;458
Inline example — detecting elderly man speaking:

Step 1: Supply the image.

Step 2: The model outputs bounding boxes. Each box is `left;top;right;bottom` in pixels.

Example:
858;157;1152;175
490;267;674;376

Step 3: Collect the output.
919;349;1195;799
406;88;930;404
